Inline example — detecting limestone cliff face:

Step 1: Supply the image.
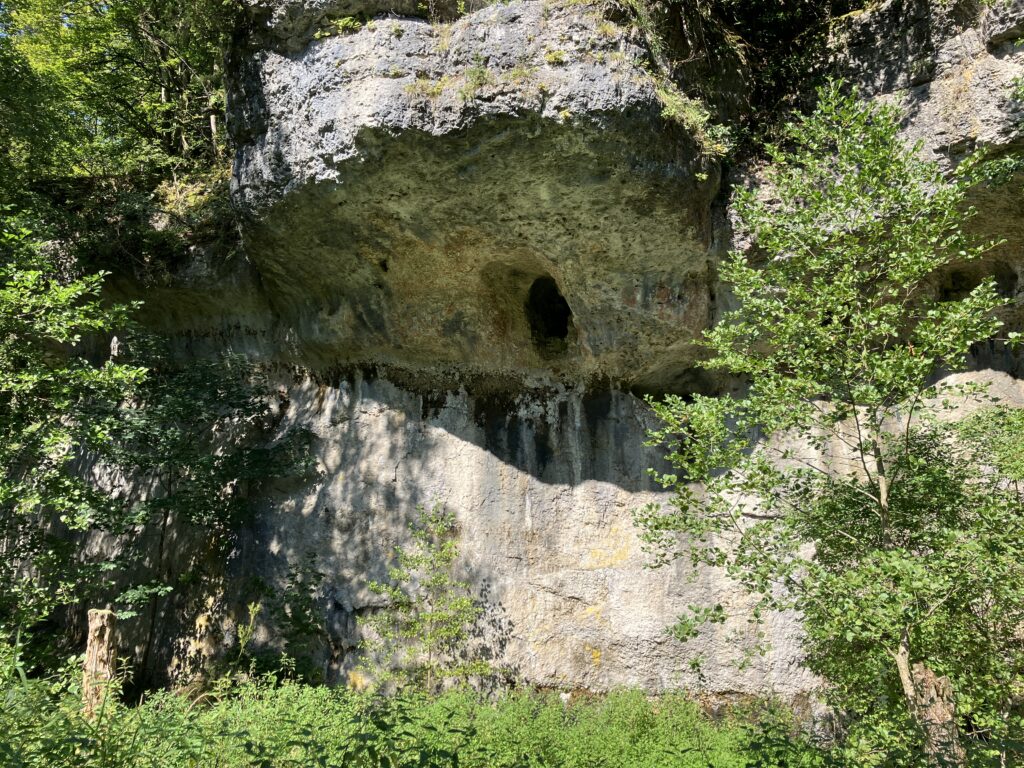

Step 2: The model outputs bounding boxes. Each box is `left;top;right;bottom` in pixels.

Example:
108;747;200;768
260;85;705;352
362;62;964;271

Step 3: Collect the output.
833;0;1023;167
832;0;1024;334
227;0;740;388
216;0;788;696
150;0;1023;694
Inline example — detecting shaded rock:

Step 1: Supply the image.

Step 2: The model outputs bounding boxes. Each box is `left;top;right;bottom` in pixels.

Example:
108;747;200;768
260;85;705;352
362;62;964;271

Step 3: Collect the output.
234;373;814;695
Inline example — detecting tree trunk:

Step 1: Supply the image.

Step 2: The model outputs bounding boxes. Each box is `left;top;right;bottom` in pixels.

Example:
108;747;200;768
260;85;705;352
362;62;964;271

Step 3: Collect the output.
83;609;117;719
893;634;966;767
911;662;967;768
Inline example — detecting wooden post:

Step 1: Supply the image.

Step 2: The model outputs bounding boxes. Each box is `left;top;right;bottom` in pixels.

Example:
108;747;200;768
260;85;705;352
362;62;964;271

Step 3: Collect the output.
83;609;117;719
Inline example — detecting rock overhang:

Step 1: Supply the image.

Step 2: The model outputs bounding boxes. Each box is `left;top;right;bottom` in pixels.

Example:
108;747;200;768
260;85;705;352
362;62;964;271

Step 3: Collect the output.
228;0;727;390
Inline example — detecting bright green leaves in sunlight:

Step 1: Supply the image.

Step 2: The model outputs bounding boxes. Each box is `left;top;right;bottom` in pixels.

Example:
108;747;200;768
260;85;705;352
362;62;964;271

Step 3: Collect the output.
5;0;235;181
636;81;1024;766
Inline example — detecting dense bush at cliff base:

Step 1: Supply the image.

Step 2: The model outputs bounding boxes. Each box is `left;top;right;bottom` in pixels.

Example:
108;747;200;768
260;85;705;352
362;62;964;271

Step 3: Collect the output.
1;653;818;768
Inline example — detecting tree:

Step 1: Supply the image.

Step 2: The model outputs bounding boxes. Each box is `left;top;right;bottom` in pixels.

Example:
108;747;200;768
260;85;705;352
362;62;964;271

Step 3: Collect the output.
0;7;65;204
0;214;143;632
0;211;313;675
363;504;487;692
636;82;1024;766
7;0;236;176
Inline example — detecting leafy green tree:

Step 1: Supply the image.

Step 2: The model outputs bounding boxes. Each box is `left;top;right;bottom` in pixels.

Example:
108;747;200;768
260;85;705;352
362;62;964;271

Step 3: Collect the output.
0;210;312;674
364;504;488;692
8;0;236;176
0;214;143;631
0;7;65;204
0;0;243;299
636;82;1024;766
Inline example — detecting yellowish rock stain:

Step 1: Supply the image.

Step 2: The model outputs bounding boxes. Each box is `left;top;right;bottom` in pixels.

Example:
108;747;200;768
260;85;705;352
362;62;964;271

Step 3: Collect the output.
582;523;632;569
348;668;373;691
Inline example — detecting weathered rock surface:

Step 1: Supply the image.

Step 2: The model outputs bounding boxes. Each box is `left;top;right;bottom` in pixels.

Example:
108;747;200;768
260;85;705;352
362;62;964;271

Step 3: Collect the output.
140;0;1024;698
235;374;812;694
209;0;799;697
831;0;1024;328
228;0;735;389
832;0;1024;168
243;0;494;51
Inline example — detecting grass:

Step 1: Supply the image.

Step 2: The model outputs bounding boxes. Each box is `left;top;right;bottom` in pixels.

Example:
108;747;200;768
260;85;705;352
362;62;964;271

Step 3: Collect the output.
313;16;362;40
460;65;495;100
655;81;733;159
406;75;456;99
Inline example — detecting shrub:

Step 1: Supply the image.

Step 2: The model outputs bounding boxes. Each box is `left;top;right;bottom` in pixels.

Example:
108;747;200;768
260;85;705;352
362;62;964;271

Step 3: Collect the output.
0;640;790;768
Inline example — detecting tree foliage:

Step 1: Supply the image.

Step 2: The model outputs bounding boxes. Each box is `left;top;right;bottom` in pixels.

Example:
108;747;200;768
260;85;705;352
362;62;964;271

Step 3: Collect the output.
364;505;488;692
0;0;241;288
0;215;143;631
6;0;236;179
0;7;65;202
0;212;313;671
637;82;1024;766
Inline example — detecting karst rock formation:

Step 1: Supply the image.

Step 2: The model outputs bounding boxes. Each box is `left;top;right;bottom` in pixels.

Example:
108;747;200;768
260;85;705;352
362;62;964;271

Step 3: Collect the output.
134;0;1024;695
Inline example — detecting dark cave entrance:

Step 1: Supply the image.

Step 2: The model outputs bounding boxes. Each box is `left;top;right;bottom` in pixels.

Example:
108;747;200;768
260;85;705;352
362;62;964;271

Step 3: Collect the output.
525;276;572;356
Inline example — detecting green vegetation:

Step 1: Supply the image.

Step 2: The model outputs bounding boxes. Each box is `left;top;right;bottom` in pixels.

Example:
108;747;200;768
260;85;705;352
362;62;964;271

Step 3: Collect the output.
0;213;312;666
0;0;238;284
637;81;1024;766
2;0;1023;763
4;0;234;182
1;640;792;768
617;1;734;158
503;64;537;86
0;214;143;631
460;63;495;100
407;75;455;99
621;0;871;146
363;505;489;692
655;82;732;158
314;16;363;40
0;0;313;681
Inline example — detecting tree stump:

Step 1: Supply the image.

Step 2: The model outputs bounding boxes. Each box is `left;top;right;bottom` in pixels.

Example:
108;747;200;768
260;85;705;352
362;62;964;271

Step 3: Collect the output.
83;609;117;718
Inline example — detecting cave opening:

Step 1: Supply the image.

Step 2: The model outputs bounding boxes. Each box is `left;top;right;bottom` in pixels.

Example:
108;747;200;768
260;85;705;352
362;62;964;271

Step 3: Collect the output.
525;276;572;356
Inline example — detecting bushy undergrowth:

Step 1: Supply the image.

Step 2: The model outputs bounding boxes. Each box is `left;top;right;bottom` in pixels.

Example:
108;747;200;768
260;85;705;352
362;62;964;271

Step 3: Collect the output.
0;646;818;768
